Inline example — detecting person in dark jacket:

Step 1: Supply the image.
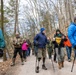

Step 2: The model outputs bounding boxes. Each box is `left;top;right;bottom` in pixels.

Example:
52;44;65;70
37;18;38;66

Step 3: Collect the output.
34;28;48;73
53;29;66;69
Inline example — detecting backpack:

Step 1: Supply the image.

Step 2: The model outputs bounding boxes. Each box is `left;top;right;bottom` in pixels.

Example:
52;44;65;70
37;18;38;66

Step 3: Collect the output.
0;29;6;48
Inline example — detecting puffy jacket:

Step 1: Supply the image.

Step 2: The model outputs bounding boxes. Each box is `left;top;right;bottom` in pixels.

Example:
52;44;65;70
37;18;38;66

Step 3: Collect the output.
34;32;48;48
64;36;72;47
22;42;28;50
68;22;76;47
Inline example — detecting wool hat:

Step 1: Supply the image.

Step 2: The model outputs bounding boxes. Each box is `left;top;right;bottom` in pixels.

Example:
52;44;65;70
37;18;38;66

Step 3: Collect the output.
56;29;60;32
40;28;45;33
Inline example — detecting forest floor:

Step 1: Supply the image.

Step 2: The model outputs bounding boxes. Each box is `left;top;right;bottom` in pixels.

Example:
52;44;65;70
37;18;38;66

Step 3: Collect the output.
1;54;76;75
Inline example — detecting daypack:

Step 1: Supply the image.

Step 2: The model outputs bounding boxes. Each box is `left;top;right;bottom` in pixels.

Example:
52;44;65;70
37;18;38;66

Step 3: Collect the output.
22;42;28;50
0;29;6;48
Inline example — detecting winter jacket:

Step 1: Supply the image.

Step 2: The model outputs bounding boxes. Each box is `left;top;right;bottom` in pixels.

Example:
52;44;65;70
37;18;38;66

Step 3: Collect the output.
34;32;48;48
68;22;76;47
13;37;22;48
64;36;72;47
53;33;65;48
22;42;28;51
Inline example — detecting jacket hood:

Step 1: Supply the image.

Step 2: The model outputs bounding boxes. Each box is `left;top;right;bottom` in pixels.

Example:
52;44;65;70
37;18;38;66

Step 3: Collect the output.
71;22;76;26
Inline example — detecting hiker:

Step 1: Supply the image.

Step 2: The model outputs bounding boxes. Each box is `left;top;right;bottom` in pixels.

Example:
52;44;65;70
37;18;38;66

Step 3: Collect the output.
47;37;53;59
11;33;24;66
64;36;72;62
52;29;66;69
22;39;28;62
0;29;6;58
68;17;76;58
34;28;48;73
26;39;31;56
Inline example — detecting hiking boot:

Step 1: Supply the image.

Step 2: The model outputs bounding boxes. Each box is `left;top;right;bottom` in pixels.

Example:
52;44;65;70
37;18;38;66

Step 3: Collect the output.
22;62;24;65
21;58;24;65
24;58;27;62
58;62;61;69
11;63;15;66
36;66;39;73
62;61;64;67
25;59;27;62
11;58;15;66
54;60;57;63
68;59;71;62
42;65;47;70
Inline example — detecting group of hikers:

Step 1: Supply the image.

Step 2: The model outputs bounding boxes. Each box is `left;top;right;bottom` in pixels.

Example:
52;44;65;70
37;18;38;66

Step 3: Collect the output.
33;17;76;73
0;17;76;73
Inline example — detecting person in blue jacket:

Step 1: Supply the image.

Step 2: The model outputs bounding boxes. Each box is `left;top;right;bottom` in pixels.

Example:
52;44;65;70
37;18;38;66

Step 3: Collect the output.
34;28;48;73
68;17;76;57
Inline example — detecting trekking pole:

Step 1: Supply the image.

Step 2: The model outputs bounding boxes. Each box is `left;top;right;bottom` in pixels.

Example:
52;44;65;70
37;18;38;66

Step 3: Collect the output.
71;54;76;72
51;55;55;72
71;49;76;72
35;53;37;72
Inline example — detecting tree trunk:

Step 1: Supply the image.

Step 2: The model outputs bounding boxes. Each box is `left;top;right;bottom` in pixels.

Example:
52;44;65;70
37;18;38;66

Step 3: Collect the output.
1;0;7;61
14;0;19;34
1;0;4;32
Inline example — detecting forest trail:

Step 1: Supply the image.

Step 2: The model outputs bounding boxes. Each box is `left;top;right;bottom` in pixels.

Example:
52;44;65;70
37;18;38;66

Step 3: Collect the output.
5;55;76;75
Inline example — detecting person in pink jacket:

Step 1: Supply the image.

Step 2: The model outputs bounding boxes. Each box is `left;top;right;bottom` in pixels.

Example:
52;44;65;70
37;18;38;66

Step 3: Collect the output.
22;39;28;62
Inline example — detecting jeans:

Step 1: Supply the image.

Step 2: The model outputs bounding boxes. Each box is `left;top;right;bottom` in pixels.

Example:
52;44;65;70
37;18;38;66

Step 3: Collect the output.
66;46;72;60
27;48;31;56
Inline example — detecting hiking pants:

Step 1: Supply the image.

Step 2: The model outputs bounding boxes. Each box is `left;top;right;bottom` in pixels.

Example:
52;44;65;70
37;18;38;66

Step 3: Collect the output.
22;50;27;59
55;47;65;63
13;48;23;58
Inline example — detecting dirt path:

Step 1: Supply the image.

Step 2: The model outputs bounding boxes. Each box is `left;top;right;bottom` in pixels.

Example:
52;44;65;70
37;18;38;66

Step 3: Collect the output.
5;55;76;75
